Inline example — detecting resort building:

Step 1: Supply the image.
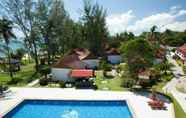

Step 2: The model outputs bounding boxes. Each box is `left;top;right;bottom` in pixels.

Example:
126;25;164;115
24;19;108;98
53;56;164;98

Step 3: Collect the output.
175;43;186;65
106;48;122;64
52;48;98;81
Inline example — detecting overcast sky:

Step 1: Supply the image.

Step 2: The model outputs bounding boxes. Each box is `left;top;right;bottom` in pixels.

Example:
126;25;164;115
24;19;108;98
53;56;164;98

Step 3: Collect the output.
64;0;186;35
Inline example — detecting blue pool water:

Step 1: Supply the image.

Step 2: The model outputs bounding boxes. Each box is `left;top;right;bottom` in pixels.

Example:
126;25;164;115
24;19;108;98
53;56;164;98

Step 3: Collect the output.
4;100;133;118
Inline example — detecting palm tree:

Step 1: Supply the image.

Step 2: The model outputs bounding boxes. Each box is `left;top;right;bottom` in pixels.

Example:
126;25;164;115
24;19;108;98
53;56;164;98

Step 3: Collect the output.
148;25;160;43
0;18;16;78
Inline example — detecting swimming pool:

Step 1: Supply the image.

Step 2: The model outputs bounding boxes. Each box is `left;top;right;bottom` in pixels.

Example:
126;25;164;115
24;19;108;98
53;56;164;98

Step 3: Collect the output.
3;100;133;118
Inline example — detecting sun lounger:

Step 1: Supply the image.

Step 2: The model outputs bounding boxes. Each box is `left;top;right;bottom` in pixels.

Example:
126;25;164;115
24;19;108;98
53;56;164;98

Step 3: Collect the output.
148;100;166;110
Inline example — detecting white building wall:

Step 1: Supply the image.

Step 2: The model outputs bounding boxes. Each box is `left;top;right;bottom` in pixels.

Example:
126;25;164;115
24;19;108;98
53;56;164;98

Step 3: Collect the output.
175;50;185;60
107;55;122;64
82;59;100;69
51;68;73;82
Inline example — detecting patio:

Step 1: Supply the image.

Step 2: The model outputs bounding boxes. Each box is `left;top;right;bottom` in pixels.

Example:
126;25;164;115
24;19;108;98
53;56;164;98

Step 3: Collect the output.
0;88;174;118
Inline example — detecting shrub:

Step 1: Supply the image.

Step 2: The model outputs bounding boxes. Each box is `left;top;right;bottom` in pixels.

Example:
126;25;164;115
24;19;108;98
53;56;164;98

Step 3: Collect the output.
7;77;22;85
38;65;51;79
122;79;135;88
183;66;186;74
59;81;65;88
99;60;112;71
171;48;176;52
139;80;152;88
39;78;48;86
162;74;173;82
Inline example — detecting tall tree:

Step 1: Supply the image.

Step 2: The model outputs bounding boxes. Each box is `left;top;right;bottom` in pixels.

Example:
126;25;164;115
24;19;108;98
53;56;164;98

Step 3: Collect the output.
35;0;53;64
120;39;154;76
1;0;40;70
148;25;160;44
82;0;108;56
48;0;68;54
0;18;16;78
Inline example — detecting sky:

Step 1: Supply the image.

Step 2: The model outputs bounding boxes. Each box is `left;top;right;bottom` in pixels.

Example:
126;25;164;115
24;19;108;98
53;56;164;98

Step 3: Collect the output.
63;0;186;35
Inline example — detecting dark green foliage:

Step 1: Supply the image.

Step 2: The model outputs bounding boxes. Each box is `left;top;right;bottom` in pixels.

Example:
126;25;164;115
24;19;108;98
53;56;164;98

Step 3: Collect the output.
11;48;26;60
7;77;22;85
120;39;155;75
38;65;51;79
99;60;112;71
122;79;135;88
0;18;16;78
59;81;65;88
39;78;48;86
82;0;108;56
161;29;186;46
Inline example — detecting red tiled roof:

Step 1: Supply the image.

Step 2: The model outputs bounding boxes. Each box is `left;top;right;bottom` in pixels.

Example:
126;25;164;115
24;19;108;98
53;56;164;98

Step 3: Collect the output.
53;54;85;69
72;48;90;60
70;69;94;78
177;43;186;57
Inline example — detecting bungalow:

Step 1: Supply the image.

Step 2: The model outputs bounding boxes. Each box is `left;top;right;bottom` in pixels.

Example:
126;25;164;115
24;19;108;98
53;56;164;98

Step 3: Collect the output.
52;48;98;82
52;53;86;82
73;48;100;69
175;43;186;65
106;48;122;64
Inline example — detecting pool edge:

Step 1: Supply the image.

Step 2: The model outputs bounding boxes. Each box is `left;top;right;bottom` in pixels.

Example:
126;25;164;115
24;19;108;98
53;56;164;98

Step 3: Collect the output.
2;98;136;118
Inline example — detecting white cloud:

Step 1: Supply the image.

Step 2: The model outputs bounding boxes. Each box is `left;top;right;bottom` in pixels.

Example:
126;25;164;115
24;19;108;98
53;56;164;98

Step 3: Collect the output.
106;10;135;35
164;21;186;32
106;6;186;35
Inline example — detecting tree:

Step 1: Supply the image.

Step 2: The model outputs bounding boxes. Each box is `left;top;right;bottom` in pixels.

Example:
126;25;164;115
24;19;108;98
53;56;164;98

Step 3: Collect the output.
82;0;108;56
11;48;26;61
159;60;173;75
148;25;161;44
120;39;155;76
35;0;52;64
1;0;40;70
0;18;16;78
113;31;135;42
161;29;185;46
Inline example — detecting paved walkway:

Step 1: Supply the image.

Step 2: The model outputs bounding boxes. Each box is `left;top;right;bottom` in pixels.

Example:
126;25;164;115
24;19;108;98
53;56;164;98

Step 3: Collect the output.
0;88;174;118
26;79;39;87
163;54;186;113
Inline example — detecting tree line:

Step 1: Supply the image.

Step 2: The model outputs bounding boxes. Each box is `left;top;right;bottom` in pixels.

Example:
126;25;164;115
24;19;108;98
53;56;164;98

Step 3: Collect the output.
0;0;186;79
0;0;108;70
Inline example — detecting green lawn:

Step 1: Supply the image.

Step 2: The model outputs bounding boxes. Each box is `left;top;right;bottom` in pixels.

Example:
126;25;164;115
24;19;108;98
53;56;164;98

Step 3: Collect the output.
95;70;186;118
153;80;186;118
0;63;39;86
167;94;186;118
95;71;129;91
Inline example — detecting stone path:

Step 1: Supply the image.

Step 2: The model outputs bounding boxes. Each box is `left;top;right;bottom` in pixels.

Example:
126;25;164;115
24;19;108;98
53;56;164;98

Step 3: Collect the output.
26;79;39;87
163;54;186;113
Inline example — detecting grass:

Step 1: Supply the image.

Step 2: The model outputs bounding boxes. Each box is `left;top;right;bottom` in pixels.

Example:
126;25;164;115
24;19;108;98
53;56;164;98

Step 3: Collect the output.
95;71;129;91
95;69;186;118
176;59;183;67
153;78;186;118
168;94;186;118
0;63;40;86
183;66;186;74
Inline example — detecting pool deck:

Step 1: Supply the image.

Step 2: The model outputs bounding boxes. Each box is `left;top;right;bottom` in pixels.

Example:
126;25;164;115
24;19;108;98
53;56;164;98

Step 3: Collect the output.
0;88;175;118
